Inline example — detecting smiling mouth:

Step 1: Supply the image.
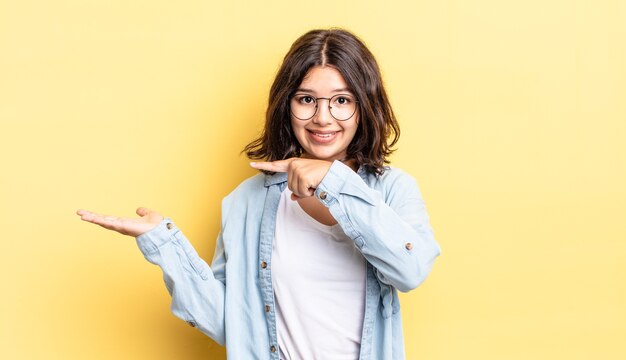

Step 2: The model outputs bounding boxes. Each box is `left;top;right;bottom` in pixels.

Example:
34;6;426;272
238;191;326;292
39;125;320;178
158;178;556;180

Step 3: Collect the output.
307;129;339;136
306;129;340;143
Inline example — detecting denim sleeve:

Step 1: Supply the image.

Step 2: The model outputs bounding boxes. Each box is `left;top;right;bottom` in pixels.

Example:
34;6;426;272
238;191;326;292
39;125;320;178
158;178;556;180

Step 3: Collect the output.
315;161;441;292
135;218;226;345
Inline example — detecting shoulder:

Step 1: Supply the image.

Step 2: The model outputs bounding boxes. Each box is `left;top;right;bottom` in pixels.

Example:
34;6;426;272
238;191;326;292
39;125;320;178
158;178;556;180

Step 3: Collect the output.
230;173;266;195
365;166;419;189
364;166;424;202
221;173;267;219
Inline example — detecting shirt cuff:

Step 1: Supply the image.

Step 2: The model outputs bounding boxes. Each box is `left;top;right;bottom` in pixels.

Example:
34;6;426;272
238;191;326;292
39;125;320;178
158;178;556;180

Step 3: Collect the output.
135;217;178;255
315;160;376;206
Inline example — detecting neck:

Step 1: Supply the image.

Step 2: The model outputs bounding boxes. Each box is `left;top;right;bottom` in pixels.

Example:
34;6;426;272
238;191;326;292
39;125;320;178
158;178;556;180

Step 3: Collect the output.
341;158;359;172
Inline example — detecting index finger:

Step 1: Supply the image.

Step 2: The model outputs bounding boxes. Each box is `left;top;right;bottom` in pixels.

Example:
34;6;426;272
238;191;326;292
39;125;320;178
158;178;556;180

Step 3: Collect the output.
250;159;292;173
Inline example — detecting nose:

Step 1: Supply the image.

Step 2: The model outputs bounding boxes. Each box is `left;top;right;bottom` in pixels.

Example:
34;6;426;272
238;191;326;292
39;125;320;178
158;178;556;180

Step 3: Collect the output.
312;98;334;125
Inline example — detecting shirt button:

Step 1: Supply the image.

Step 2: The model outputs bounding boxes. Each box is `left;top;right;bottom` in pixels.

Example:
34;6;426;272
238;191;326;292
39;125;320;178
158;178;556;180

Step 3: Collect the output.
265;305;270;312
270;345;277;353
261;261;267;269
405;242;413;250
187;321;196;327
319;191;328;200
166;223;173;230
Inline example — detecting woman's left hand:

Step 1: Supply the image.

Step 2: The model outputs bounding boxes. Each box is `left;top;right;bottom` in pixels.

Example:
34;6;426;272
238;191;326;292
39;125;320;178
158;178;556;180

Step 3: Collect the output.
250;158;332;199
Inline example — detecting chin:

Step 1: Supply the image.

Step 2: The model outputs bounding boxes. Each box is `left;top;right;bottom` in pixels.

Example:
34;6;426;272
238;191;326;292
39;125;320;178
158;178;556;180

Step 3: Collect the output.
302;149;345;161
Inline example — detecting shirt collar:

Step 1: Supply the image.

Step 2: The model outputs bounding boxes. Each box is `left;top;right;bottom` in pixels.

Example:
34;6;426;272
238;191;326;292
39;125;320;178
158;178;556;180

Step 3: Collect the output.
264;171;288;187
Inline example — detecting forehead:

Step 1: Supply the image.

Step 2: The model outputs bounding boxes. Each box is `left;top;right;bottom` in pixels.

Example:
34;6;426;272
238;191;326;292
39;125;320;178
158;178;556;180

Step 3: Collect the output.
298;65;350;93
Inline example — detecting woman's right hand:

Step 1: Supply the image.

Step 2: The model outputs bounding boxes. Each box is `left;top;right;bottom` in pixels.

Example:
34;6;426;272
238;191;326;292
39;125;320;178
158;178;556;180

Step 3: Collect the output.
76;207;164;237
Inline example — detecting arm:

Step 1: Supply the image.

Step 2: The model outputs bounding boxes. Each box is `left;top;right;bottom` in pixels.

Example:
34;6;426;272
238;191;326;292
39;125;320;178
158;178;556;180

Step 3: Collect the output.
135;218;226;345
248;158;441;292
76;207;227;344
315;161;441;292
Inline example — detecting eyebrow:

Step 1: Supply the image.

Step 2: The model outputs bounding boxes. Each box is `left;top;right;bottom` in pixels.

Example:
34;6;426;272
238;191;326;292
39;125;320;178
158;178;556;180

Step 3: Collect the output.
295;88;353;94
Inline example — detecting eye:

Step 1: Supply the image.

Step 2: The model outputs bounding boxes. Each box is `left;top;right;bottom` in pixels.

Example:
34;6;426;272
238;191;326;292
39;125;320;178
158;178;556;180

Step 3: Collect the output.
334;95;353;105
297;95;315;105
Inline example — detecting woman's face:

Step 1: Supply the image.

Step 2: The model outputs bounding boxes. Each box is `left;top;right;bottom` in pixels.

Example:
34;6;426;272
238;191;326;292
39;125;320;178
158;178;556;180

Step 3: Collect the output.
290;65;359;162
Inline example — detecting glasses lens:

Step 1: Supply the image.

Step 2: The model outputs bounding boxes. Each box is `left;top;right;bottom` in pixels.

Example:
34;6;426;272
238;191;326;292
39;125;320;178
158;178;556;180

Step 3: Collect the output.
291;95;317;120
329;94;357;121
290;94;358;121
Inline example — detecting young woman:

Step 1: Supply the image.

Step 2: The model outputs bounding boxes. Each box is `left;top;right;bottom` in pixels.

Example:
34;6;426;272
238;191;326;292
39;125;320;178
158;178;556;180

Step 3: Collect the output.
77;29;441;360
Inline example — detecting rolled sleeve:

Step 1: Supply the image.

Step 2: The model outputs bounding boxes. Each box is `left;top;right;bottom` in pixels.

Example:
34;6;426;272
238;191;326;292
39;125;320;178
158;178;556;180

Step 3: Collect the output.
315;161;441;292
135;218;177;256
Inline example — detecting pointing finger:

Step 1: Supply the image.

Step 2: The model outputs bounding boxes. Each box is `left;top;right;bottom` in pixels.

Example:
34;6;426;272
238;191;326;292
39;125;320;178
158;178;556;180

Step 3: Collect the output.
250;159;292;173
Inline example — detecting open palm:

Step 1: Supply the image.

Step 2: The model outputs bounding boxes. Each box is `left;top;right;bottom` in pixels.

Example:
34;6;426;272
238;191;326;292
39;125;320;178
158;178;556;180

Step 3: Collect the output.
76;207;164;237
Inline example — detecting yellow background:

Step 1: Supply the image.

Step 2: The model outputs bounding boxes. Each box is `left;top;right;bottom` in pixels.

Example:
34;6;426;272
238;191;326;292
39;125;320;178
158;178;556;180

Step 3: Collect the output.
1;0;624;359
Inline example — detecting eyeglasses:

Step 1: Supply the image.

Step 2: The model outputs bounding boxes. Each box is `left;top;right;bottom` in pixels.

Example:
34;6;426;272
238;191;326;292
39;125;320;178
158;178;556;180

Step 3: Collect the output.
290;93;359;121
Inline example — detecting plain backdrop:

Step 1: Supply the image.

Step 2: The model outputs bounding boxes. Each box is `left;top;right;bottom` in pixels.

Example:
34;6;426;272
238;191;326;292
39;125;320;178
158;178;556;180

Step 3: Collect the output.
1;0;625;359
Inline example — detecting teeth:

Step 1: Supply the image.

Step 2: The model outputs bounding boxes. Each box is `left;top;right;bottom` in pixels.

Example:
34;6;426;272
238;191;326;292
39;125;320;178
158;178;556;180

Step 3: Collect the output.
313;132;335;138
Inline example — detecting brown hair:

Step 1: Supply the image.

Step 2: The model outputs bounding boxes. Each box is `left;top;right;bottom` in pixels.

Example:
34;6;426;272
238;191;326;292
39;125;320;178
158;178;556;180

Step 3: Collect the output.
243;28;400;175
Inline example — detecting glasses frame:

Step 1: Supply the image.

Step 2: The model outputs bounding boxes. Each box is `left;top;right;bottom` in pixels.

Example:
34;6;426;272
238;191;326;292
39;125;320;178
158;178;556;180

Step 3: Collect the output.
290;94;359;121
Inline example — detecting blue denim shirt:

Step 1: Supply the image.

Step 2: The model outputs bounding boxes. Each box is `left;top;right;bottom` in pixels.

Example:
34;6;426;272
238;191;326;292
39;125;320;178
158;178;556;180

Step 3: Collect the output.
135;160;441;359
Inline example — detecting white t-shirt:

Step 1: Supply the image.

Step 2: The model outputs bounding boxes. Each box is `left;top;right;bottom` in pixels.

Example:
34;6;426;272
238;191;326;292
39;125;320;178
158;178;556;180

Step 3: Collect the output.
272;188;367;360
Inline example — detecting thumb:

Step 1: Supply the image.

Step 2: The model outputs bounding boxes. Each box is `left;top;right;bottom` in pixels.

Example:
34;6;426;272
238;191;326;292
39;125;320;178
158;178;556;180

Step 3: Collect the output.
136;207;151;217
